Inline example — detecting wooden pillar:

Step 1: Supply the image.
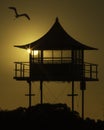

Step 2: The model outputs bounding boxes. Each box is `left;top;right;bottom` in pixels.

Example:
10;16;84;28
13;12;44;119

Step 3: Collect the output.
82;89;84;119
25;81;35;108
29;81;32;107
40;80;43;104
67;81;78;112
80;81;86;119
72;81;74;112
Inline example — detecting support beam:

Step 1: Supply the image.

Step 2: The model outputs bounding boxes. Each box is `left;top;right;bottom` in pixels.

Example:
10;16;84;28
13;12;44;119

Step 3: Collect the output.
25;81;35;108
82;89;84;119
80;81;86;119
40;80;43;104
67;81;78;112
28;81;32;107
72;81;74;111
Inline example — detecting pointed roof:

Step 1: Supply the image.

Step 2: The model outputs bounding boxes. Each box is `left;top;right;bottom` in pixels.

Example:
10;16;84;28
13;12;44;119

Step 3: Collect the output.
14;17;98;50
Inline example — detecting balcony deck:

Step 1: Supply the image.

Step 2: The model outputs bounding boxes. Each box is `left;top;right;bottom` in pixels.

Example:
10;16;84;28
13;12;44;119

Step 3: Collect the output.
13;61;98;82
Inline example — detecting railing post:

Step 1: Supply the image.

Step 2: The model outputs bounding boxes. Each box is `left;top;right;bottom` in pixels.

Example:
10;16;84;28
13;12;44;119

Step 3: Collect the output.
20;62;22;77
15;63;17;77
90;65;92;79
23;64;24;77
96;65;98;79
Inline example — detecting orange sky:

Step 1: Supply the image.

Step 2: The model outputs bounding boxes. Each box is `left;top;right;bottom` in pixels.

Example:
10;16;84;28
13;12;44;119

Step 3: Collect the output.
0;0;104;120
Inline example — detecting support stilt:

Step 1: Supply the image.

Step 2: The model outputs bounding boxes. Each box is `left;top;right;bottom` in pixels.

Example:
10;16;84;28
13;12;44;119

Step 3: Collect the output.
67;81;78;112
29;81;32;107
25;81;35;108
82;89;84;119
40;80;43;104
80;81;86;119
72;81;74;111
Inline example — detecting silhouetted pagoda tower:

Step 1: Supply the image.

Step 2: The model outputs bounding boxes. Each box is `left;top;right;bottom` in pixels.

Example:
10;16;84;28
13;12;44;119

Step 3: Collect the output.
13;17;98;119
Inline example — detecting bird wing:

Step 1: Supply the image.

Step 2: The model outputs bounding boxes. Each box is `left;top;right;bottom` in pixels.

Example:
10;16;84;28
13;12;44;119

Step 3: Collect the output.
8;7;18;16
20;13;30;20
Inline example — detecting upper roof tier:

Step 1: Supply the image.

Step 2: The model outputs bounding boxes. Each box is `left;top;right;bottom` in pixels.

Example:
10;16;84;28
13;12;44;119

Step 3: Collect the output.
14;17;98;50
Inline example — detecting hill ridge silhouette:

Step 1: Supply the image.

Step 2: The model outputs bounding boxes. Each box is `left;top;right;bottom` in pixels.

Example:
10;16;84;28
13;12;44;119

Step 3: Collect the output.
0;103;104;129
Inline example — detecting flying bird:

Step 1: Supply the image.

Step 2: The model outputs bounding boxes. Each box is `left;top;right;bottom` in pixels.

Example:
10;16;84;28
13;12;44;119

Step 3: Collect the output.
8;6;30;20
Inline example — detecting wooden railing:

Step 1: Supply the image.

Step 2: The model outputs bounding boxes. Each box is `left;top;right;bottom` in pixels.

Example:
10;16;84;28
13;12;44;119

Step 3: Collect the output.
84;62;98;80
14;62;29;78
14;61;98;81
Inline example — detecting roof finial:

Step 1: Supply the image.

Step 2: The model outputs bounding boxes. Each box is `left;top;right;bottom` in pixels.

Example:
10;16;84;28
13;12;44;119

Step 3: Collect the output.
56;17;59;22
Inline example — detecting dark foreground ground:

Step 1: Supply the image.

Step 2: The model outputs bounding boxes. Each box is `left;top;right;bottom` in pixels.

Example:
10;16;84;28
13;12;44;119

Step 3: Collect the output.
0;103;104;130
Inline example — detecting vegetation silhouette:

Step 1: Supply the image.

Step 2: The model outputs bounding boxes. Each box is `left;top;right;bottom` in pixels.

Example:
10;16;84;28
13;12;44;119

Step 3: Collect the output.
0;103;104;129
8;6;30;20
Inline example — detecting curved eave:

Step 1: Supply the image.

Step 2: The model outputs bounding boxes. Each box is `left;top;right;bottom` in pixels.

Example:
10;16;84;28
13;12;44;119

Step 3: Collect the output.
14;17;98;51
14;44;98;50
